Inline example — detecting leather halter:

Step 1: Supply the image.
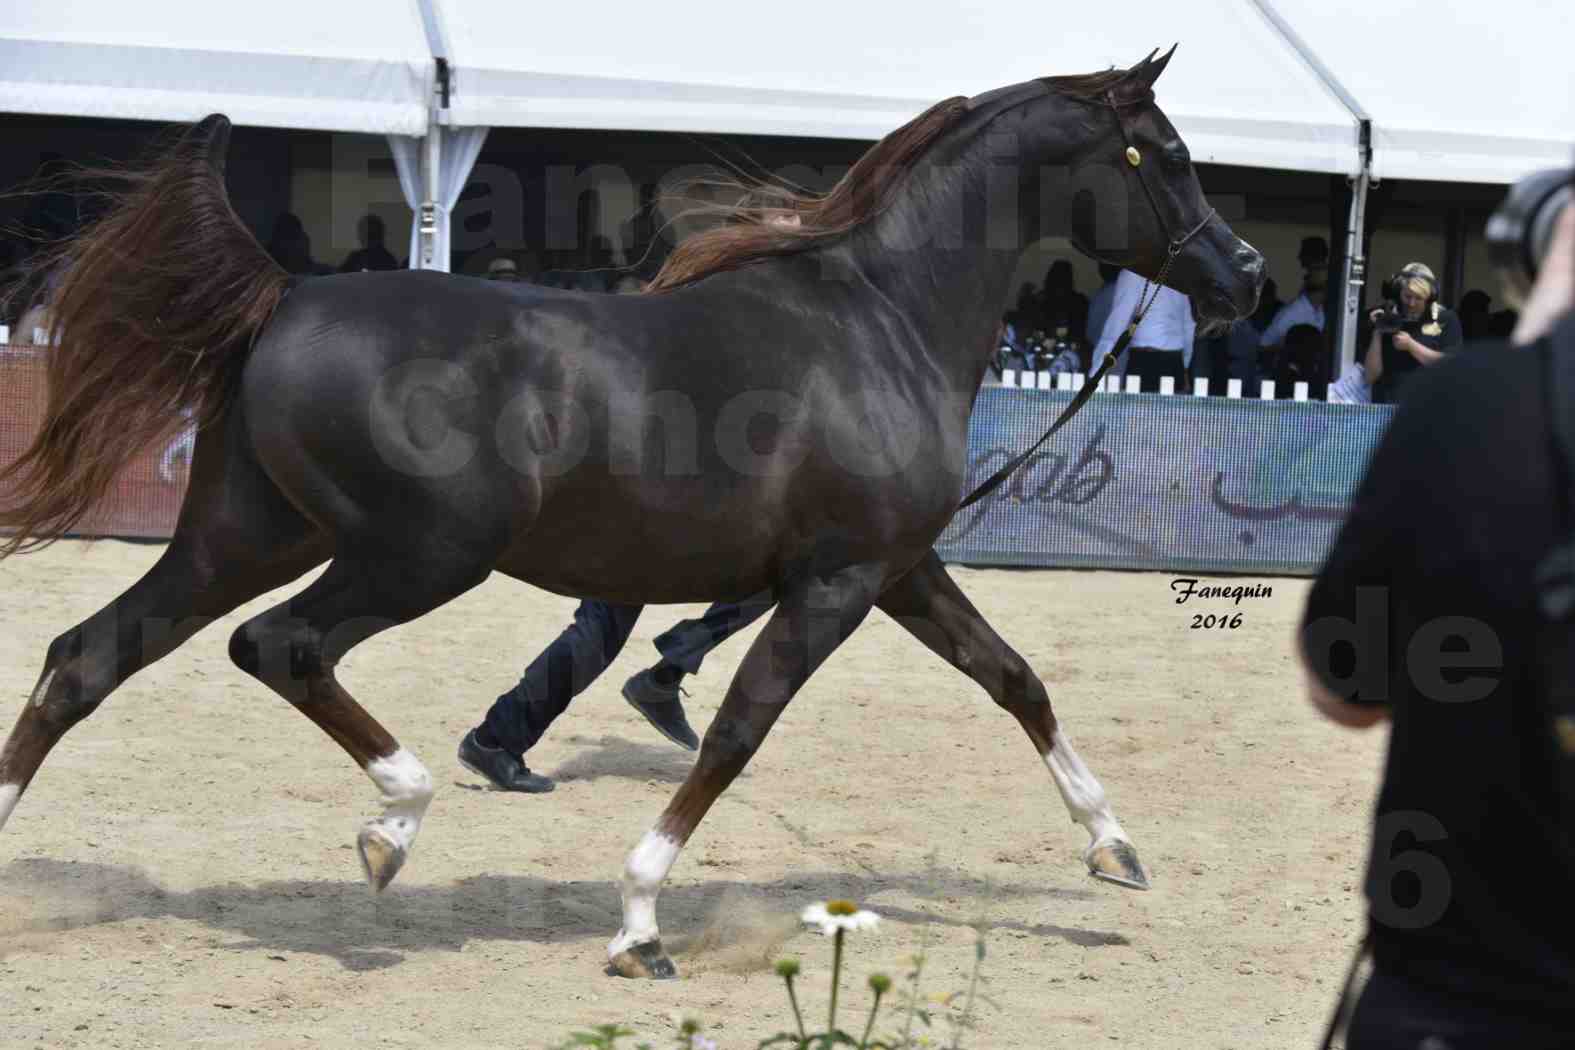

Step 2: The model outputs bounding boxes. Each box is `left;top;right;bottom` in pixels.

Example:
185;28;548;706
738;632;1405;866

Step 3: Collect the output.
958;91;1218;509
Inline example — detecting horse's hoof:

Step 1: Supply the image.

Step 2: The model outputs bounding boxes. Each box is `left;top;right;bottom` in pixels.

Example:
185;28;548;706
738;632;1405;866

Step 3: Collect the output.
356;824;408;893
607;939;679;980
1086;839;1150;890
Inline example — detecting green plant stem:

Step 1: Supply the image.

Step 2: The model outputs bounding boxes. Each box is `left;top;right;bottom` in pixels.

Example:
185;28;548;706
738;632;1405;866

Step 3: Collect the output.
900;955;926;1049
828;929;845;1035
949;939;984;1050
784;974;808;1045
859;989;885;1050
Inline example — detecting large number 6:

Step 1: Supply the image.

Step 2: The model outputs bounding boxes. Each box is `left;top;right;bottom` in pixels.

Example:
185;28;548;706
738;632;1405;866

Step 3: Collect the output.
1367;811;1452;930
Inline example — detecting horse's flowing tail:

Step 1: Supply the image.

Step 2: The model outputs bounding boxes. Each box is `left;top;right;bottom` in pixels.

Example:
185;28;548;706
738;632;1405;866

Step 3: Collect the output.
0;114;289;559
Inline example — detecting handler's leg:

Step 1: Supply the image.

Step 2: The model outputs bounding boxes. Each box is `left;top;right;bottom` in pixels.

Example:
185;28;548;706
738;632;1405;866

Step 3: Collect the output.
621;591;775;750
876;551;1148;889
461;601;644;791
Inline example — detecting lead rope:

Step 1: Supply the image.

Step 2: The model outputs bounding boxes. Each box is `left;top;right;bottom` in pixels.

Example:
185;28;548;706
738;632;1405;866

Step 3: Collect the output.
958;256;1173;508
1318;931;1371;1049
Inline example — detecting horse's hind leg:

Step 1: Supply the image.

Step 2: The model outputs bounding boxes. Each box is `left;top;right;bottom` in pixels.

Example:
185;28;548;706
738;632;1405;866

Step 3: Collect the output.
227;541;499;891
0;415;328;834
607;564;883;979
875;551;1148;890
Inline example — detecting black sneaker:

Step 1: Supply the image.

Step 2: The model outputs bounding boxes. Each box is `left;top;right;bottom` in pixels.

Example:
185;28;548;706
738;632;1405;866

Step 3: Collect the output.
457;729;555;793
621;668;700;751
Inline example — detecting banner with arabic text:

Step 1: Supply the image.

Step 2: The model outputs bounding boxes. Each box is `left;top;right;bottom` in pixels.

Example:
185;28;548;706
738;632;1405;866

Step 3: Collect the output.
935;386;1395;576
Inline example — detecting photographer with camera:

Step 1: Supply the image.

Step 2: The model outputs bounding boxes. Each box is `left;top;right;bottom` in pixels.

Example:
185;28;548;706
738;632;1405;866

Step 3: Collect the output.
1301;178;1575;1047
1362;262;1464;404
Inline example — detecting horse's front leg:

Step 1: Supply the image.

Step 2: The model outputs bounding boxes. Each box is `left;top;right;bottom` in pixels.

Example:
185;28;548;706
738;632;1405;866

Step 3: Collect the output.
876;551;1148;889
607;564;884;979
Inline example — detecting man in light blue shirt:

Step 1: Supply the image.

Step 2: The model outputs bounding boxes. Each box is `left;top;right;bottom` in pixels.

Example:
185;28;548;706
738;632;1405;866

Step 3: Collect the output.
1259;270;1327;348
1090;268;1197;391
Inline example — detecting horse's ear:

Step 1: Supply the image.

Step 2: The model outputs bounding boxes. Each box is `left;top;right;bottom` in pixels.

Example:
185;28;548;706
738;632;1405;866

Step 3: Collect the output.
1144;44;1178;85
1112;45;1175;104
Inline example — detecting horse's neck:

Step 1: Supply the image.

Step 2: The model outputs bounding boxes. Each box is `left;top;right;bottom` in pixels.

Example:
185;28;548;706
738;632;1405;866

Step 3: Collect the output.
842;126;1079;385
837;166;1008;376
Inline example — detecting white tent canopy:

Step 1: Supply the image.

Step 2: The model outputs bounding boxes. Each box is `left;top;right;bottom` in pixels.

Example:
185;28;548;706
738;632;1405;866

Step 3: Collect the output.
432;0;1362;176
4;2;1572;182
1276;0;1575;185
0;0;433;135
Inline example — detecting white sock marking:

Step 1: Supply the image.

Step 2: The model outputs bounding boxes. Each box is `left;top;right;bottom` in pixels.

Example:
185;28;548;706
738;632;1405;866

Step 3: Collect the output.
1042;728;1127;849
608;829;682;957
363;748;433;854
0;784;19;832
30;668;55;708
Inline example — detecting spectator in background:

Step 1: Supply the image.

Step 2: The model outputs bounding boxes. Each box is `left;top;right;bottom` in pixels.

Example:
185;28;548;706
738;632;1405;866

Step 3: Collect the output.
1258;267;1328;384
1084;262;1121;365
1260;267;1328;348
1005;282;1044;336
1459;288;1493;341
1364;262;1464;405
1298;235;1329;285
1489;308;1521;339
1275;323;1328;399
338;214;398;273
266;213;330;276
1038;259;1088;343
1196;314;1264;394
1090;267;1196;392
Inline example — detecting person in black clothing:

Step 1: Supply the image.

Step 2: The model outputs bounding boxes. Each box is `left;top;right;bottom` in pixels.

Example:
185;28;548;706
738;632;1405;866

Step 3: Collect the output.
1005;281;1044;335
338;214;399;273
1037;259;1088;342
1458;288;1493;341
1363;262;1464;404
1300;203;1575;1048
1273;323;1327;399
266;213;331;276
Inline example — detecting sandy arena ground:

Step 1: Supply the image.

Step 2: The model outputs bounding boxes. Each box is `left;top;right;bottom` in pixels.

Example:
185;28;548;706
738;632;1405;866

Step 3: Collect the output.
0;539;1384;1050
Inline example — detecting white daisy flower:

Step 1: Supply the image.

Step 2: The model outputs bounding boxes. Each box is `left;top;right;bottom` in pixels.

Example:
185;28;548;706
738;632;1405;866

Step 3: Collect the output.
801;899;881;936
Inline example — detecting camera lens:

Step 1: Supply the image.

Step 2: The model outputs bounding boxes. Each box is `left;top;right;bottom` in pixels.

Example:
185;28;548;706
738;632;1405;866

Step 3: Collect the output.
1486;168;1574;306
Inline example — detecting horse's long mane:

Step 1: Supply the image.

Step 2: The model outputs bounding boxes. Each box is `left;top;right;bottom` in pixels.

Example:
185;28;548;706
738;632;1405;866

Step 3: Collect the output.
643;96;970;294
642;62;1156;294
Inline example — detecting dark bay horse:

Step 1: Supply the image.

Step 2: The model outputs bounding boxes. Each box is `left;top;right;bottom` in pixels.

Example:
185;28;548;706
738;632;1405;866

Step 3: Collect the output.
0;48;1263;978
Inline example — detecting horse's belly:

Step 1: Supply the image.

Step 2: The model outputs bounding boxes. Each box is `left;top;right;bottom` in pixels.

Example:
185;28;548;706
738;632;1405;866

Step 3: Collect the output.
493;502;785;605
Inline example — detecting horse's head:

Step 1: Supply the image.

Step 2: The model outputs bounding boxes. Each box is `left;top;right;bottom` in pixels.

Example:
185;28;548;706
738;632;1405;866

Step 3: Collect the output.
1060;47;1265;325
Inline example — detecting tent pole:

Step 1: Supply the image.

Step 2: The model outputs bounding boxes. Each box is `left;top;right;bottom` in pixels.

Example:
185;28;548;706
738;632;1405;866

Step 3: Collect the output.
1338;162;1370;377
417;108;441;271
1251;0;1376;383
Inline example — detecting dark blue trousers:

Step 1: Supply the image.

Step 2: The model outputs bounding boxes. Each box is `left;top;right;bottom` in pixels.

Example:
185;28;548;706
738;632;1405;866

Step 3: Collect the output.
481;594;774;757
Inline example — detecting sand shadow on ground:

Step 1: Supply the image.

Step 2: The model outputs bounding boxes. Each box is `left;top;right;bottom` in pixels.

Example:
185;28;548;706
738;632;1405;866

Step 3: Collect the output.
0;857;1122;973
548;734;703;785
448;734;703;793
